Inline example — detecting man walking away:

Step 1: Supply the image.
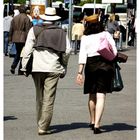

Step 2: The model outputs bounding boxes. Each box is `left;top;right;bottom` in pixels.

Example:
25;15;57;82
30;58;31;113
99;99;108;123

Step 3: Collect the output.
21;7;71;135
3;10;14;56
9;5;32;75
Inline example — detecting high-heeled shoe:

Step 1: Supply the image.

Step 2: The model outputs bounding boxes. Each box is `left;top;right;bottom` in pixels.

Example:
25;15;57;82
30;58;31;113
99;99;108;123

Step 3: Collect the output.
94;127;102;134
89;123;94;130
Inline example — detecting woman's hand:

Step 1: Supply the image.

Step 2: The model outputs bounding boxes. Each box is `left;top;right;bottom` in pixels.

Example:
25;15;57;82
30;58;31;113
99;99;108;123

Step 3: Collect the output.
76;74;84;85
76;64;84;85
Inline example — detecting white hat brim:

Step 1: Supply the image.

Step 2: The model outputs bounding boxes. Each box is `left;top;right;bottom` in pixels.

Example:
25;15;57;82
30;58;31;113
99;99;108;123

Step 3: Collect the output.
39;14;61;21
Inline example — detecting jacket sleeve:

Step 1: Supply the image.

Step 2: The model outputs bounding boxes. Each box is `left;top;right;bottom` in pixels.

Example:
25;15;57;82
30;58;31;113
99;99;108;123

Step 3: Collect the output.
61;34;72;67
59;34;71;78
8;19;14;42
25;17;32;36
21;27;35;71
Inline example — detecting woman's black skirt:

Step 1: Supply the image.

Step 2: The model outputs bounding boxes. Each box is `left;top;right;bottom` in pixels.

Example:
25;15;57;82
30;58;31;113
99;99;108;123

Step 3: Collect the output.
84;56;114;94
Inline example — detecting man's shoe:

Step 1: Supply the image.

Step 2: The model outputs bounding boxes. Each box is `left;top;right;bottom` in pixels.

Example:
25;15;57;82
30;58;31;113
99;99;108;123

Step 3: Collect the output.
38;128;52;135
38;129;48;135
10;69;15;74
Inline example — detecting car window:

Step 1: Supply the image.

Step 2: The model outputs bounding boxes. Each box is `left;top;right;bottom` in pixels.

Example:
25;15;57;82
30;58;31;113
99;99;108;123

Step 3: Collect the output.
107;5;127;14
115;6;127;13
83;8;105;16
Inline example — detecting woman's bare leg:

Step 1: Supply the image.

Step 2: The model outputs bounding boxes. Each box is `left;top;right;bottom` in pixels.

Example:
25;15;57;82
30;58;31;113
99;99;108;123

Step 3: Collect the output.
94;92;106;128
88;93;96;124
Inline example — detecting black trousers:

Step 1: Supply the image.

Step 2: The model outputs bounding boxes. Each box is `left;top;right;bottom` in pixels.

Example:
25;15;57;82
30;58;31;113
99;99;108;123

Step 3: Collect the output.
11;43;24;74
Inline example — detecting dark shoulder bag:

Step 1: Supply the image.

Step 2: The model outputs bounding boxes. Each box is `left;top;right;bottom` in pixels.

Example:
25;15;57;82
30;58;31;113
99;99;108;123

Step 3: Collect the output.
112;63;124;92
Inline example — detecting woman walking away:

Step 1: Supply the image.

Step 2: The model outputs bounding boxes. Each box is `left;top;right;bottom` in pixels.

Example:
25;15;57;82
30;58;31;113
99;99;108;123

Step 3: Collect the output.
76;14;117;134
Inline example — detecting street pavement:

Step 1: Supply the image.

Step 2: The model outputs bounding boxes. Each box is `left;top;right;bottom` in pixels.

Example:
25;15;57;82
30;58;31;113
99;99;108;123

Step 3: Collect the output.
4;46;136;140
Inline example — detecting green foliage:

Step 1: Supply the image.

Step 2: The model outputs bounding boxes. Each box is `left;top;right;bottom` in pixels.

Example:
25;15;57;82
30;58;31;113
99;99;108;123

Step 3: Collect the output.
4;0;102;5
58;0;63;2
96;0;102;3
17;0;26;4
4;0;9;3
78;0;102;6
4;0;25;4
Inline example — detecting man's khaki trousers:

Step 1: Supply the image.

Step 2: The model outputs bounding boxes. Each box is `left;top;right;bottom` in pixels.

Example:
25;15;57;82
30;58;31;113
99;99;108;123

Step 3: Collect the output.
32;72;60;130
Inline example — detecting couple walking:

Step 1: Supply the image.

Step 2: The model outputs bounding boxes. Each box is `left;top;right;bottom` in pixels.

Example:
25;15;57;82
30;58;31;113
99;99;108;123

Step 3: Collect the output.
21;8;117;135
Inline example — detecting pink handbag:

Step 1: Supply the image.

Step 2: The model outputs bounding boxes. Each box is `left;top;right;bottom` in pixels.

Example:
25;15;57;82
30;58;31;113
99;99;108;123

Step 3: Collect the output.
97;37;116;61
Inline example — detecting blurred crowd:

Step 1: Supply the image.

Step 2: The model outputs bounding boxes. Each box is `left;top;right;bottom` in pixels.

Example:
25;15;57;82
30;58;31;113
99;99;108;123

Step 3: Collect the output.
3;5;136;60
71;8;136;52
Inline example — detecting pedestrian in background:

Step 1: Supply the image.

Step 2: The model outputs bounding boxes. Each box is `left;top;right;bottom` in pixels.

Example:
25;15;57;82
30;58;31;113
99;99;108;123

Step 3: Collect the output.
72;15;85;51
114;15;123;50
9;5;32;75
106;14;120;50
127;14;135;47
21;7;71;135
3;10;14;56
106;14;120;34
76;14;117;134
14;8;20;17
26;9;33;23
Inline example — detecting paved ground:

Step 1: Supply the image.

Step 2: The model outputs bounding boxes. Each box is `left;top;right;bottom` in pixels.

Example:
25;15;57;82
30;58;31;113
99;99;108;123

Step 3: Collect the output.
4;46;136;140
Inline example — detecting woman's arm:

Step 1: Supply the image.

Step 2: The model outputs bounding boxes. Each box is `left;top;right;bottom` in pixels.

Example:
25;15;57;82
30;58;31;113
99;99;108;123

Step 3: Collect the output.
76;64;85;85
76;36;87;85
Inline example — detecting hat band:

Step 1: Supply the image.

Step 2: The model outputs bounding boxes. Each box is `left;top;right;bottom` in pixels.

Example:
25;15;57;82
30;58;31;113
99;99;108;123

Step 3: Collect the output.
45;14;56;16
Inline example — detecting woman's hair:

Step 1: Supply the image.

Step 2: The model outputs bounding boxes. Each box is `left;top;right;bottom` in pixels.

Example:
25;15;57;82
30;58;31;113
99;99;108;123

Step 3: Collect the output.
84;21;104;35
109;14;115;22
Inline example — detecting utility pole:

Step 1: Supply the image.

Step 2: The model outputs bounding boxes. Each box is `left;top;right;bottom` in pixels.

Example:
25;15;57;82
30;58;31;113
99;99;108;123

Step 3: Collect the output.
68;0;73;41
47;0;52;7
93;0;96;14
9;0;14;11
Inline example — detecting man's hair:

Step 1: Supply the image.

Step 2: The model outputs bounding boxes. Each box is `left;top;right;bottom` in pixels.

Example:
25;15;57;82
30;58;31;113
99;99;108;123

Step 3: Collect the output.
19;5;26;13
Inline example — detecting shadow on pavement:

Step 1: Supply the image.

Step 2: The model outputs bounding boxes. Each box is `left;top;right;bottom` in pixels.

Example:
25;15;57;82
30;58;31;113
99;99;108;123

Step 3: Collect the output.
101;123;136;132
4;116;18;121
49;122;89;133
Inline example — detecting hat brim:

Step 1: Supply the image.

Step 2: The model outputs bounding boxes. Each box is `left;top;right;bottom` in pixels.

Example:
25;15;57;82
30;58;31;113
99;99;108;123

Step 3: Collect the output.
85;14;98;23
39;14;61;21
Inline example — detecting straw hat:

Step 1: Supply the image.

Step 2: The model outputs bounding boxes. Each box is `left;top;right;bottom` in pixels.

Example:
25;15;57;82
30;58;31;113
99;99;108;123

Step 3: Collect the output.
39;7;61;21
85;14;99;23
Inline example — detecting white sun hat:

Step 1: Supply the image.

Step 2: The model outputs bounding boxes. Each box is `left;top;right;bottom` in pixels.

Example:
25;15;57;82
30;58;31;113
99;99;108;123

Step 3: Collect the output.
39;7;61;21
